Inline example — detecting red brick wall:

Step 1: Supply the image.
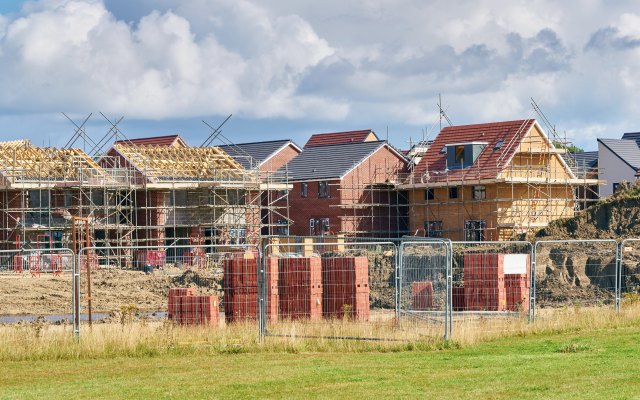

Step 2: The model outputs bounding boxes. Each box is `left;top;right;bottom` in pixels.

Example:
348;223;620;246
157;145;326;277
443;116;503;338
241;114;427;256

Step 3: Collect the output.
286;180;342;236
260;144;300;173
286;145;407;237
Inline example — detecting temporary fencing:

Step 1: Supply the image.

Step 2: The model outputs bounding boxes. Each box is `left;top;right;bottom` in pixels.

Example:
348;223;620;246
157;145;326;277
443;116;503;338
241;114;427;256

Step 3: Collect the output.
74;244;260;336
398;240;451;339
618;239;640;309
7;235;634;341
261;240;404;341
447;241;533;335
0;248;74;320
533;240;619;318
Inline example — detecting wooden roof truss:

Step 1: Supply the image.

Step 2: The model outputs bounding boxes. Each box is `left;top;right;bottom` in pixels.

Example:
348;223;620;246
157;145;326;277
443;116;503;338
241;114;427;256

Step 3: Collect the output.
113;144;250;183
0;145;113;185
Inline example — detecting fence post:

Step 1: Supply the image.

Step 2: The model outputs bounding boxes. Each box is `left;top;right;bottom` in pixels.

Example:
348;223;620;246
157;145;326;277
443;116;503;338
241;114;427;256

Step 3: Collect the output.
395;241;403;323
616;241;622;313
73;250;81;338
446;240;452;340
258;246;266;341
530;241;537;323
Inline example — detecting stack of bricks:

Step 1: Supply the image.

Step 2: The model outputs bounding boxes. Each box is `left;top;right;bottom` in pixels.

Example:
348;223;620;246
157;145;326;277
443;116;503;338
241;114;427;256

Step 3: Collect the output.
278;256;322;320
411;281;434;311
223;252;258;322
463;253;506;311
168;287;219;326
321;256;370;320
222;252;279;323
452;287;466;311
463;253;530;312
505;261;530;313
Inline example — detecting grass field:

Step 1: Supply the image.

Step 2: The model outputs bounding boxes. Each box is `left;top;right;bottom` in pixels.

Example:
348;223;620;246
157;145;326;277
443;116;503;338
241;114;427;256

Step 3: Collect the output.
1;318;640;399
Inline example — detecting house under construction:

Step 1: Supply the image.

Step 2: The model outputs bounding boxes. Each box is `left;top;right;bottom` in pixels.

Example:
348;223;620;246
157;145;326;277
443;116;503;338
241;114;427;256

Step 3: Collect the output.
0;136;289;266
400;119;600;241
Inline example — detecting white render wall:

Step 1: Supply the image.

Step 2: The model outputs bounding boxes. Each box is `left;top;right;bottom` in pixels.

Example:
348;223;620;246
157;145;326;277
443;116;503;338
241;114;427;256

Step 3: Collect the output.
598;141;637;197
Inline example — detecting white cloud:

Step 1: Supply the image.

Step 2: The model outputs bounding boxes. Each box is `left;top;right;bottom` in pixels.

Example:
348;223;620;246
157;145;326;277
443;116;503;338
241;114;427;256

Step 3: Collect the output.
0;0;342;119
2;0;640;150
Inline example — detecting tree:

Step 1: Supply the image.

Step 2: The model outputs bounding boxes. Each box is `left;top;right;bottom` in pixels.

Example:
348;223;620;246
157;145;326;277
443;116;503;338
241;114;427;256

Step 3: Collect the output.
552;141;584;153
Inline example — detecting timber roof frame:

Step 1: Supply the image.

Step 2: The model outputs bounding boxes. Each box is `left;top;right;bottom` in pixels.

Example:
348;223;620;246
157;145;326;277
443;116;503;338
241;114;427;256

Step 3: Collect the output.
110;143;249;183
0;143;115;186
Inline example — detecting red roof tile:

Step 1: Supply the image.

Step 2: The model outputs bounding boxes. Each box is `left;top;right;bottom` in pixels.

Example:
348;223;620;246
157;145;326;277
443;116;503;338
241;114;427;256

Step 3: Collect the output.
304;129;378;148
114;134;187;147
412;119;536;183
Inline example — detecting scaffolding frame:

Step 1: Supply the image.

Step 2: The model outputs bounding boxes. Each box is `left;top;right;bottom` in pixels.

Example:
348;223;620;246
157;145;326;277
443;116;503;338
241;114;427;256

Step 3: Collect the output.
0;124;290;268
401;118;601;241
333;157;409;238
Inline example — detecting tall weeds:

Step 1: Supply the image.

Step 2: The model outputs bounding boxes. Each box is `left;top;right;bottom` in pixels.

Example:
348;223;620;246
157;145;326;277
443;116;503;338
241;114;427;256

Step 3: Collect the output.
1;304;638;361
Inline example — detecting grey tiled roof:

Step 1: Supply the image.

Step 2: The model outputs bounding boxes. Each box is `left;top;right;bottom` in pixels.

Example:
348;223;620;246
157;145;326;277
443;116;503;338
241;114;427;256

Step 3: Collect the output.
598;138;640;170
562;151;598;177
279;141;387;181
621;132;640;141
218;140;299;169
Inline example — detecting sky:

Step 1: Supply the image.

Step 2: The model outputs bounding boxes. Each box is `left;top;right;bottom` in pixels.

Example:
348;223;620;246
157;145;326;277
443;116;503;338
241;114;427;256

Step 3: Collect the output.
1;0;640;151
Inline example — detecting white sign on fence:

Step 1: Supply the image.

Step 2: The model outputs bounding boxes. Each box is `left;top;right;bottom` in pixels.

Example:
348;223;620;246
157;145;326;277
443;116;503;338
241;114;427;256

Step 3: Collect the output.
504;254;528;274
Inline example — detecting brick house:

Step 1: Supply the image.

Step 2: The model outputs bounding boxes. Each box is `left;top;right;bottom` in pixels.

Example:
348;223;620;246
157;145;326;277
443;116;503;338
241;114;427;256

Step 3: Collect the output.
279;139;408;237
402;119;596;240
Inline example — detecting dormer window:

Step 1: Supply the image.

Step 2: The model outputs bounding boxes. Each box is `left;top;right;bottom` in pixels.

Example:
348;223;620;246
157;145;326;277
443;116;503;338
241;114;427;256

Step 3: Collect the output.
454;145;465;165
446;142;487;169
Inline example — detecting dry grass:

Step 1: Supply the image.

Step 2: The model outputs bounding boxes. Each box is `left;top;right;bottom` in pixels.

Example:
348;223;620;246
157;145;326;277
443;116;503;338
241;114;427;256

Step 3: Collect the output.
1;303;639;362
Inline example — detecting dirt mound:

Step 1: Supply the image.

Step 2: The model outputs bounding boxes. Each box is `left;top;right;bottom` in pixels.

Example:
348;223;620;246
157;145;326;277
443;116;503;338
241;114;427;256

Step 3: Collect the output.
532;195;640;240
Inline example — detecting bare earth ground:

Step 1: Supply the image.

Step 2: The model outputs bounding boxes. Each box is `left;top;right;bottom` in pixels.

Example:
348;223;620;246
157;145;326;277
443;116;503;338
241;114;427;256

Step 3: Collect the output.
0;269;219;315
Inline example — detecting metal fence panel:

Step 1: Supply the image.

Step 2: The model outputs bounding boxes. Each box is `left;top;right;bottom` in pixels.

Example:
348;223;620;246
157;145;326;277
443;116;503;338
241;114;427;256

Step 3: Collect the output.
398;240;451;339
261;241;404;341
533;240;619;317
0;248;74;324
75;243;260;336
619;239;640;309
449;241;533;335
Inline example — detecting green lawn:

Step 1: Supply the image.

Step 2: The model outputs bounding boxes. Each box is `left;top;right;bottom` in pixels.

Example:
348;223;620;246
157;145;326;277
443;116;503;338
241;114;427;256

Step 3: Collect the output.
1;326;639;399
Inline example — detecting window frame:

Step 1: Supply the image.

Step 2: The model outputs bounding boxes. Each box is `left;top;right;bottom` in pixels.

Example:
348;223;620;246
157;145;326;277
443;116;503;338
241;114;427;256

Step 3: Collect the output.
301;182;308;198
424;188;435;201
472;185;486;200
449;186;458;199
318;181;330;198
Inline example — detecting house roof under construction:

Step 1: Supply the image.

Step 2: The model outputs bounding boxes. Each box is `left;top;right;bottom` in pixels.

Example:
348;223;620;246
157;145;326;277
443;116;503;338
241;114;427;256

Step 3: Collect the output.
114;134;187;148
218;140;302;169
111;144;246;182
412;119;538;182
0;139;32;148
0;142;112;185
304;129;379;148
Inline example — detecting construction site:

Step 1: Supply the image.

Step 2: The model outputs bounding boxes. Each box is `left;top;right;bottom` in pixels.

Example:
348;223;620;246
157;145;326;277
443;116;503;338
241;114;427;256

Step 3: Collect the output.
0;116;291;269
0;105;606;265
400;104;601;241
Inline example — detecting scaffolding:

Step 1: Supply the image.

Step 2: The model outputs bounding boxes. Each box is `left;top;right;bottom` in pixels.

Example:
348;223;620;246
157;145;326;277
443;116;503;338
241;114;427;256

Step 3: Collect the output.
400;116;601;241
0;125;290;267
335;157;409;238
